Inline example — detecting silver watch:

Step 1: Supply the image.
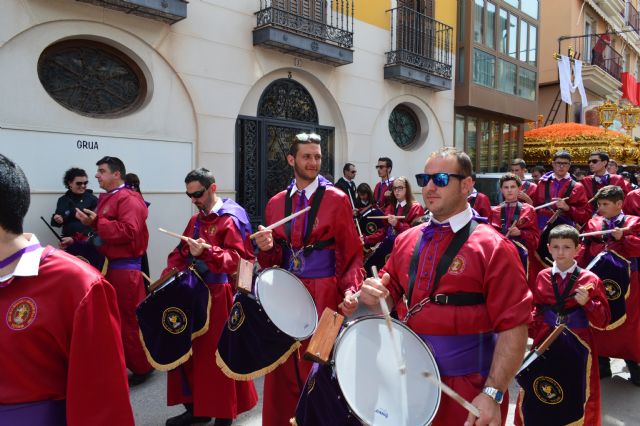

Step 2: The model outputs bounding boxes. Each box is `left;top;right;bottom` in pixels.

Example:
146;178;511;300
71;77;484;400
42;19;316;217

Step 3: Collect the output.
482;386;504;404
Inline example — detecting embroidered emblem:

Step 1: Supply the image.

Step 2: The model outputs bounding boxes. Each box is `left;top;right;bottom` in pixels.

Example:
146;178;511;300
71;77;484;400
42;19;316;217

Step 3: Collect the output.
289;251;305;274
228;301;245;331
366;222;378;234
6;297;37;331
448;255;466;275
603;279;622;301
207;224;217;236
162;307;187;334
533;376;563;405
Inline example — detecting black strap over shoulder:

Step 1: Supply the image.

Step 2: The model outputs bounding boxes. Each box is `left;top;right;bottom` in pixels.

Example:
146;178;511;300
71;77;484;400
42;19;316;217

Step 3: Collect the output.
407;219;480;307
550;266;581;314
544;179;575;204
284;185;326;246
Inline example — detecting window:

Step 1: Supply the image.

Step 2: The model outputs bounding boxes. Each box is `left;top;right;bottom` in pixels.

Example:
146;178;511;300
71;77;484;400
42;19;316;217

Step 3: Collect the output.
509;14;518;58
479;120;490;172
388;104;422;149
528;24;537;65
502;123;511;167
518;67;536;100
491;121;501;171
458;0;466;42
486;2;496;49
458;47;465;83
497;59;517;94
467;118;478;168
519;20;528;62
504;0;519;7
474;0;485;43
510;124;520;160
521;0;538;19
473;48;495;87
455;114;466;152
499;9;508;54
584;17;594;62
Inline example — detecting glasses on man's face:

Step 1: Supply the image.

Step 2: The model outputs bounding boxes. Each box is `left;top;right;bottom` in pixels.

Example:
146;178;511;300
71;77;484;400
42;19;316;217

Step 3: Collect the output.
186;188;207;199
350;170;357;174
588;159;600;164
415;173;466;188
75;181;89;186
375;165;386;169
392;186;405;191
553;161;570;167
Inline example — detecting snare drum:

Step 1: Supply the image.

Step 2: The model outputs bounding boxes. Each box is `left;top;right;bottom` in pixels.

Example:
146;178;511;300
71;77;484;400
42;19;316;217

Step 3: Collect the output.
295;316;441;426
136;268;210;371
216;268;318;380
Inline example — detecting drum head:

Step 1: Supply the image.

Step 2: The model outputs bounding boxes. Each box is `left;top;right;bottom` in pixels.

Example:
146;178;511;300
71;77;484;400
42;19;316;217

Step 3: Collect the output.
255;268;317;340
334;317;441;425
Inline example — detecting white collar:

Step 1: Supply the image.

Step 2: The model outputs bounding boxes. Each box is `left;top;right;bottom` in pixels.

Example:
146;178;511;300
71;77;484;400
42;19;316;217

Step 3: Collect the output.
344;176;354;183
396;200;407;208
289;176;319;198
0;234;44;282
431;206;473;233
381;177;394;185
552;173;570;181
209;197;224;215
604;212;624;224
551;260;578;279
469;188;478;198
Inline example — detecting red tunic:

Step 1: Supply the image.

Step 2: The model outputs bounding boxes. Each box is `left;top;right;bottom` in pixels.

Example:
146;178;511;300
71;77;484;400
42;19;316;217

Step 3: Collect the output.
363;202;424;245
489;203;540;289
515;268;609;426
468;191;491;218
382;219;532;426
373;179;393;209
532;177;590;227
258;185;364;426
520;180;537;202
577;214;640;361
0;244;133;425
94;186;151;374
162;204;258;418
581;174;630;216
623;188;640;216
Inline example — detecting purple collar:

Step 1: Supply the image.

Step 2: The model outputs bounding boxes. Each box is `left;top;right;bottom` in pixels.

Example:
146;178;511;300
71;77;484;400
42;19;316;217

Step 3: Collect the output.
0;244;42;269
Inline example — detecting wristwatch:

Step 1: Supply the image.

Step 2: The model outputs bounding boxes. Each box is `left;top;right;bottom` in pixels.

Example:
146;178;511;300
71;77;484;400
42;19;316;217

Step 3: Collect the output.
482;386;504;404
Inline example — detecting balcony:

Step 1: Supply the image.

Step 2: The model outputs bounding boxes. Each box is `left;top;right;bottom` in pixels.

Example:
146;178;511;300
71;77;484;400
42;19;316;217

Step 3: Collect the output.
591;0;625;28
625;1;640;38
75;0;187;24
253;0;354;66
559;34;622;98
384;6;453;91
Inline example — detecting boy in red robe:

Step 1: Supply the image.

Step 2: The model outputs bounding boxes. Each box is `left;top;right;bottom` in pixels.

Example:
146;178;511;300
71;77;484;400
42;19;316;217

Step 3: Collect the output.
0;154;133;425
577;185;640;385
489;173;540;289
581;151;630;216
162;168;258;426
516;224;609;425
253;133;364;426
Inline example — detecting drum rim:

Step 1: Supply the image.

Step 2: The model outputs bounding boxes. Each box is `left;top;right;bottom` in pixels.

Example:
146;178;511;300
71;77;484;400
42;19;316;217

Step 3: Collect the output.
332;315;441;426
254;267;318;340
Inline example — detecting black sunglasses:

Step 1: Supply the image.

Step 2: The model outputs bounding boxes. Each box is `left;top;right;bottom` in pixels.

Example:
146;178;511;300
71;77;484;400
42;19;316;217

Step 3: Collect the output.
186;188;207;199
415;173;466;187
75;181;89;186
588;159;600;164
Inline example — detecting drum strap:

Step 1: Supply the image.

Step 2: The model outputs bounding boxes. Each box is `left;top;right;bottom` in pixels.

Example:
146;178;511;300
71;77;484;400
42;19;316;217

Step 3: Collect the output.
500;202;522;235
550;267;581;314
284;185;326;246
600;215;625;242
544;178;575;204
406;220;480;309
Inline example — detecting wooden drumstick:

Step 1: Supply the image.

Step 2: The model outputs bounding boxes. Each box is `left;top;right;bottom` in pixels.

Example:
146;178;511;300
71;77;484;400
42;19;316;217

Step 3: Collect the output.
423;372;481;417
534;197;569;210
579;227;631;238
140;271;152;283
249;206;311;240
158;228;213;249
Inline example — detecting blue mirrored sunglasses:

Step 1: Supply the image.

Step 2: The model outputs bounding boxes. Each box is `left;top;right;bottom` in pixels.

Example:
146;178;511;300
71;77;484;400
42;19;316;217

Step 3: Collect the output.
415;173;466;187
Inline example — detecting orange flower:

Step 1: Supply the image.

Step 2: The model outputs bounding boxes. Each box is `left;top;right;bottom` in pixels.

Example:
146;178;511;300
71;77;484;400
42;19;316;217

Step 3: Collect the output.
525;123;626;141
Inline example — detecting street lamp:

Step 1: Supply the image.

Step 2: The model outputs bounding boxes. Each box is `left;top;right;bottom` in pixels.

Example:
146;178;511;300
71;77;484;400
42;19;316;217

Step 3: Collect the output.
618;104;640;136
597;100;618;132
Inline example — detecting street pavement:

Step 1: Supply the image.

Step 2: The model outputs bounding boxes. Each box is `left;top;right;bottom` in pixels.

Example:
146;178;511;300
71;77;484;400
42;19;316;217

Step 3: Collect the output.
131;358;640;425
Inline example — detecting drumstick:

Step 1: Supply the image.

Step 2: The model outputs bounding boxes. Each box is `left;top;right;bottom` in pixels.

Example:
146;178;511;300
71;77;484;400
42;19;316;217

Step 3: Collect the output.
40;216;63;242
372;265;406;375
422;372;481;417
158;228;213;249
569;283;595;297
140;271;152;283
534;197;569;210
249;206;311;240
579;227;631;238
367;215;406;220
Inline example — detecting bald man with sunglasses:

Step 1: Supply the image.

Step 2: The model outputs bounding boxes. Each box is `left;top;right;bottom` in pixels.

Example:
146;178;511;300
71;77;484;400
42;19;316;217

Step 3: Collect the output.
357;147;532;426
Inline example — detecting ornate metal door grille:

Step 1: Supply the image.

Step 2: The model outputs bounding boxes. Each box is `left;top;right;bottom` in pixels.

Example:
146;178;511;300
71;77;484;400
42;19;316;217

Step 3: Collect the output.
236;79;334;228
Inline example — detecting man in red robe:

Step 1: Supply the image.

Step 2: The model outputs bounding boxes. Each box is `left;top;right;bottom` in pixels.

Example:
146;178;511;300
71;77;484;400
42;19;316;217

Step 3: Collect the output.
581;151;630;216
577;185;640;386
161;168;258;426
489;173;540;289
76;156;153;384
468;174;492;218
359;147;532;426
622;186;640;216
373;156;394;209
253;133;364;426
510;158;537;205
0;154;133;425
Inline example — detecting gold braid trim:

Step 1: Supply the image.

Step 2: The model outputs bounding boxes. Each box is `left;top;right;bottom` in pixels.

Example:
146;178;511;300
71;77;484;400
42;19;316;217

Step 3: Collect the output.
214;341;301;381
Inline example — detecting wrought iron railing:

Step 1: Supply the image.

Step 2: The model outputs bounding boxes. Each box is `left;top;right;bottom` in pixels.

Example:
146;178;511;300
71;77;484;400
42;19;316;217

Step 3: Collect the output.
385;6;453;80
255;0;354;48
559;34;622;81
627;1;640;34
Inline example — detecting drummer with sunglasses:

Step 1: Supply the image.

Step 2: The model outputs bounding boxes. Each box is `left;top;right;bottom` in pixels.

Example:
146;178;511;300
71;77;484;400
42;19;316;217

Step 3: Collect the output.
161;168;258;426
358;147;532;426
253;133;364;426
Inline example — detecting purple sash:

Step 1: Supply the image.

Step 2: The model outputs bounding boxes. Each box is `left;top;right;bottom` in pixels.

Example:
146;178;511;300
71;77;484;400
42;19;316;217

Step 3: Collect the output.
418;332;495;377
543;309;589;329
0;400;66;425
283;248;336;279
108;257;142;271
202;271;228;285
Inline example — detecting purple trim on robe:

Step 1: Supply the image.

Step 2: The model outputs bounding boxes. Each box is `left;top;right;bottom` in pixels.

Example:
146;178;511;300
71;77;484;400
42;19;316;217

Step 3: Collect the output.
108;257;142;270
202;271;229;284
282;248;336;279
217;198;252;238
0;400;66;425
543;309;589;329
418;332;495;377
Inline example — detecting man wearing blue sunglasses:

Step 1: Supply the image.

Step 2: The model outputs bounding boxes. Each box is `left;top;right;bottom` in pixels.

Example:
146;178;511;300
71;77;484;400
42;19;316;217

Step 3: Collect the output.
358;147;532;426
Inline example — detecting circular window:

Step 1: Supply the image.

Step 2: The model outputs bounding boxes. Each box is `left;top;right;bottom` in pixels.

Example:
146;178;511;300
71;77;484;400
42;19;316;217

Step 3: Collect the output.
388;104;422;149
38;40;147;117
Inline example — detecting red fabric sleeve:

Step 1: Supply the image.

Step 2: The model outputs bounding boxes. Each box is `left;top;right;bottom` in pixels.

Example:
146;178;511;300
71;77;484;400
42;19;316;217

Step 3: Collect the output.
473;193;492;218
197;216;255;273
393;202;424;234
332;192;365;294
518;205;540;255
66;280;134;426
95;195;147;245
623;190;640;216
567;183;590;225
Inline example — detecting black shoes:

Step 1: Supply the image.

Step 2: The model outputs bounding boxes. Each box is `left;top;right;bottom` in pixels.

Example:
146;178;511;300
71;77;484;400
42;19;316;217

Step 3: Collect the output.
128;369;154;387
625;360;640;386
599;356;612;379
165;410;212;426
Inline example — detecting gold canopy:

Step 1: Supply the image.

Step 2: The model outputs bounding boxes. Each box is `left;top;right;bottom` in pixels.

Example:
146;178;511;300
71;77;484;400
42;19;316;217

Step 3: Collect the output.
523;123;638;165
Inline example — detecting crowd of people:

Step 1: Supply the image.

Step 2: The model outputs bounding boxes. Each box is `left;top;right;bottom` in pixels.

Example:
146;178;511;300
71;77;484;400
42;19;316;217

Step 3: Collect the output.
1;139;639;426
